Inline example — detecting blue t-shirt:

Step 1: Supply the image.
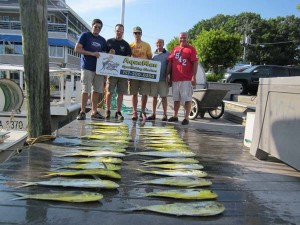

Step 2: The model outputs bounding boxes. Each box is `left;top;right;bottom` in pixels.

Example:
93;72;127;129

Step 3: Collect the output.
78;31;107;71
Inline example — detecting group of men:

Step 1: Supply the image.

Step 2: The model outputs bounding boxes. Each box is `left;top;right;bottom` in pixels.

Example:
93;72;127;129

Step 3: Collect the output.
75;18;198;125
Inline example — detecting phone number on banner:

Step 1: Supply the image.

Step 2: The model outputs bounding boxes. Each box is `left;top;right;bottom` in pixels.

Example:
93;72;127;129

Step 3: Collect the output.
120;70;157;80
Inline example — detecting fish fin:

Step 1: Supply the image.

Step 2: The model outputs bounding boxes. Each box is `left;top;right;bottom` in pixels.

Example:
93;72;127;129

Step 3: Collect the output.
92;175;102;180
15;182;36;188
122;204;142;212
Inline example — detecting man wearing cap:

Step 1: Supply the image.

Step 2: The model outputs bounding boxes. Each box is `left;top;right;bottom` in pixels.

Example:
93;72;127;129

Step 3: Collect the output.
129;26;152;120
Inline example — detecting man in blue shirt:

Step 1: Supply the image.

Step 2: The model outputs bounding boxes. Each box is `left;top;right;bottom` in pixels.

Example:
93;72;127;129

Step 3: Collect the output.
75;18;107;120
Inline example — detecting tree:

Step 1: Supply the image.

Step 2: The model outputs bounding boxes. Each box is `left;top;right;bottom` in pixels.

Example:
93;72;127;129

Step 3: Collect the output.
19;0;51;138
179;13;300;66
193;28;242;74
166;37;179;52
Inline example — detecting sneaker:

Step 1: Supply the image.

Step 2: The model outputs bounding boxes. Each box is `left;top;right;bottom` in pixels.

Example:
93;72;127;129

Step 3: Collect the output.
182;119;189;125
139;112;147;120
168;116;179;122
115;111;124;120
162;114;168;121
132;111;138;120
91;112;105;120
147;114;156;120
76;112;86;120
105;110;111;119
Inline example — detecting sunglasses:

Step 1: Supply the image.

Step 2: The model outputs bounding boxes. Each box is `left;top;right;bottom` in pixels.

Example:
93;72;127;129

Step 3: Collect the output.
134;32;141;35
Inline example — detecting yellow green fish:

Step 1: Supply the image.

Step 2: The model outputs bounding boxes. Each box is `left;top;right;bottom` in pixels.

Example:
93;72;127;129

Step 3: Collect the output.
57;162;121;171
13;191;103;202
125;201;225;216
144;163;203;170
134;177;212;187
17;178;119;189
143;189;217;200
73;157;123;164
45;169;121;179
137;169;207;178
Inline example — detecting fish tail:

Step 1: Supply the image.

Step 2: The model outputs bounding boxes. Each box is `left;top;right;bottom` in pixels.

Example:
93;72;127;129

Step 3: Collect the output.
15;182;36;188
12;193;27;200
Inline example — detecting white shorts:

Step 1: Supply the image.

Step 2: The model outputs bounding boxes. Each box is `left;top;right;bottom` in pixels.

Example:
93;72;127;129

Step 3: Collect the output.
172;81;193;102
81;69;104;94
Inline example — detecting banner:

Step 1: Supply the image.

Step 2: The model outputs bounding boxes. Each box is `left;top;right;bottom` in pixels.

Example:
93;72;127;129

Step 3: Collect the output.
96;53;161;82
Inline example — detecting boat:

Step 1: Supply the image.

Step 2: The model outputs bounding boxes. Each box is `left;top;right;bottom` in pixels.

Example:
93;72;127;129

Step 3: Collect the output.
0;130;28;163
0;0;91;162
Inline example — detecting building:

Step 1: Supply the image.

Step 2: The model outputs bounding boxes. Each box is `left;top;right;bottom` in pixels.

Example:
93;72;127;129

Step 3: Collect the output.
0;0;89;74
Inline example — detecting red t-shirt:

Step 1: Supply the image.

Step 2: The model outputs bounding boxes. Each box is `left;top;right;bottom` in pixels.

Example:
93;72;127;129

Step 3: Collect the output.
168;45;198;81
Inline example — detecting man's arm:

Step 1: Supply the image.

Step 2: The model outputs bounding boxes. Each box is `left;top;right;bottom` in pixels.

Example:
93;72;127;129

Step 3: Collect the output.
166;61;172;85
75;42;100;58
191;61;198;86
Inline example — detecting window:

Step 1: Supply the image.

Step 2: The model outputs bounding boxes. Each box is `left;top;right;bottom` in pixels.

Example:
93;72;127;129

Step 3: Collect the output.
2;16;9;21
49;45;64;58
272;67;289;77
0;42;23;55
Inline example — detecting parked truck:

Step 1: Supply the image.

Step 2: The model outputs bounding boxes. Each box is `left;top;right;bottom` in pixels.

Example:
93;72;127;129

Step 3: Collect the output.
224;65;300;95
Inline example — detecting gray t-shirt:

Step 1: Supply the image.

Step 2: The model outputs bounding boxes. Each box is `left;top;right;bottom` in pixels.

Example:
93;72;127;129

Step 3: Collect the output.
152;49;169;81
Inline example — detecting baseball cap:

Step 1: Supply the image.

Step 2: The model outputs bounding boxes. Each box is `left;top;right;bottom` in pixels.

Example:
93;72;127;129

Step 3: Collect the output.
133;26;142;33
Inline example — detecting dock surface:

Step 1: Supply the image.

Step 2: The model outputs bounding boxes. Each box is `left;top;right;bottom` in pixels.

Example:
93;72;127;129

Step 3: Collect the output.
0;113;299;225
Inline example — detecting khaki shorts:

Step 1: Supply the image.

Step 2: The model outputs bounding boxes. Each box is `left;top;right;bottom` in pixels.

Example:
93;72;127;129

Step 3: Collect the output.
149;80;169;97
81;69;104;93
172;81;193;102
129;80;150;95
106;76;128;94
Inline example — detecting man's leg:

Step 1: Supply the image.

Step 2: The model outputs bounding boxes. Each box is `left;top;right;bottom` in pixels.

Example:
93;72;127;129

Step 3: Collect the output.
173;101;180;118
117;93;123;112
91;91;100;115
106;92;112;111
184;101;192;120
80;92;88;113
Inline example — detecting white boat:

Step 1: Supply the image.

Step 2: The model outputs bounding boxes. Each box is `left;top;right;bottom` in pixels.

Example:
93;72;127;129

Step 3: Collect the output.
0;64;82;132
0;130;28;163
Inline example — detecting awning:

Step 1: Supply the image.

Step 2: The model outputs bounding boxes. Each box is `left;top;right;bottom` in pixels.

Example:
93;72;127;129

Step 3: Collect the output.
0;34;75;48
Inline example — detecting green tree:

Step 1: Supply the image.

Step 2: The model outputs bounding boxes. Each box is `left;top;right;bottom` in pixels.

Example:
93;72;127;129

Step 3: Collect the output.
193;28;242;75
166;37;179;52
183;13;300;66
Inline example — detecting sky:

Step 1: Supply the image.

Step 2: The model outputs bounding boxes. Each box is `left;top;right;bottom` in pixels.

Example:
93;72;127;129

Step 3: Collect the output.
65;0;300;51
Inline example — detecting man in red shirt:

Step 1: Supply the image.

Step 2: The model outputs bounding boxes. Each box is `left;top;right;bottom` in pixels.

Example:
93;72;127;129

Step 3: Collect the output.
166;32;198;125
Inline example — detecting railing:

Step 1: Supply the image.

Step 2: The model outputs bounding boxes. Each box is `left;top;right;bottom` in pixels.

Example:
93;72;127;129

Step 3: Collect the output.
0;21;71;33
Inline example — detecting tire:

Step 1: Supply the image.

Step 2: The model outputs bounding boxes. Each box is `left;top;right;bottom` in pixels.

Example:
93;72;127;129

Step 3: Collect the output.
189;97;199;120
208;101;225;119
234;81;247;95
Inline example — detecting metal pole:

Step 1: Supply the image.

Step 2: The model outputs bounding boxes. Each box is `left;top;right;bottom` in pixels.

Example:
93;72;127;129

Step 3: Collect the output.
121;0;125;25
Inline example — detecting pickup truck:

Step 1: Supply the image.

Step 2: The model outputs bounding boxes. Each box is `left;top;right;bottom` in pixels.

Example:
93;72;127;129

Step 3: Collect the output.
223;65;300;95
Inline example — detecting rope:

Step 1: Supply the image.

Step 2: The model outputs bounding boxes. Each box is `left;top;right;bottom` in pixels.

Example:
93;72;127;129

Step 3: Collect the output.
26;134;56;145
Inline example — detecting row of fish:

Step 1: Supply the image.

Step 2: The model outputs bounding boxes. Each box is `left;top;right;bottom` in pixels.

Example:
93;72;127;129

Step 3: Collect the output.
14;121;130;203
125;125;225;216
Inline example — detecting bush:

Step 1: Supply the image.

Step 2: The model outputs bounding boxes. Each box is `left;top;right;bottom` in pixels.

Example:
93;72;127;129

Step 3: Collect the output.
205;73;223;82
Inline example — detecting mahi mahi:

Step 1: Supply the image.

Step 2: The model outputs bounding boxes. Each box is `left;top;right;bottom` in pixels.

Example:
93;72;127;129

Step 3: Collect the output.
134;177;212;187
13;191;103;203
17;178;119;189
137;169;207;178
45;169;121;179
143;189;217;200
128;150;195;158
57;162;121;171
125;201;225;216
73;157;123;164
144;163;203;170
141;157;199;165
60;150;125;158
